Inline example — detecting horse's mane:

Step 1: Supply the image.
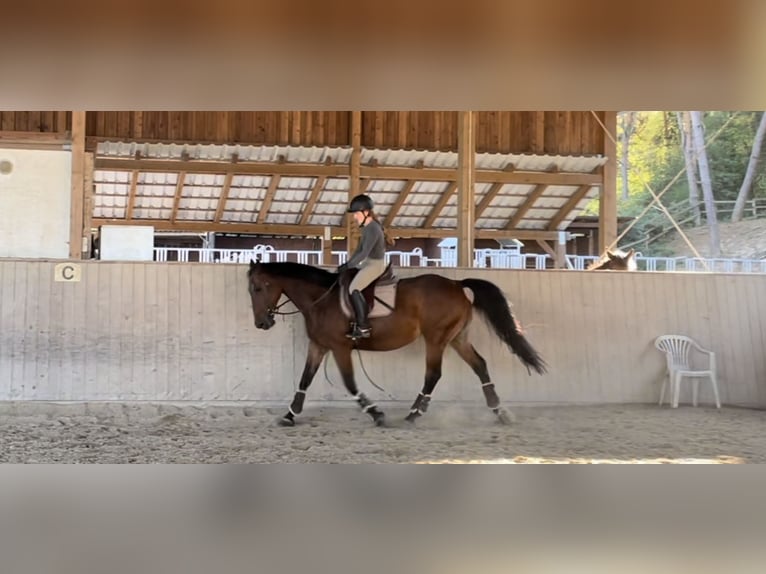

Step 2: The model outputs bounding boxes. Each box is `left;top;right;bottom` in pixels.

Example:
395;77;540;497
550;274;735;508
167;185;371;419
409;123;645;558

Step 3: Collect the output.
247;261;338;288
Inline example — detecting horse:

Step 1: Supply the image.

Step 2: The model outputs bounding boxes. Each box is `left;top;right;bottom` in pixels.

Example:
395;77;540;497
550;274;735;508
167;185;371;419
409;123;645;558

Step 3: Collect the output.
247;260;547;427
587;248;637;271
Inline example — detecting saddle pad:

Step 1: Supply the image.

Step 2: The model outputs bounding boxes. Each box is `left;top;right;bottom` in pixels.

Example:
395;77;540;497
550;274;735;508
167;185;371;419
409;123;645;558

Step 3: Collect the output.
340;283;398;319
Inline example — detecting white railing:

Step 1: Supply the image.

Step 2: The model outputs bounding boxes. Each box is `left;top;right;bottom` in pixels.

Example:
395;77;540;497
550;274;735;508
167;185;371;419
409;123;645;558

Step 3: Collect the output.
152;245;766;273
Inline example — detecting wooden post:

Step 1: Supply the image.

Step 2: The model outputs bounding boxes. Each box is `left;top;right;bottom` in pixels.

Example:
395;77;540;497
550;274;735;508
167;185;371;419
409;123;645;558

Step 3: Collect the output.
347;111;362;253
598;111;618;253
457;111;476;267
322;226;334;266
69;111;86;259
82;152;95;258
554;231;567;269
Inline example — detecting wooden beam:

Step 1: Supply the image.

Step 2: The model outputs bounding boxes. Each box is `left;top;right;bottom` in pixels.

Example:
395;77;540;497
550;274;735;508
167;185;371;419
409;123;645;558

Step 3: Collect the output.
256;175;281;224
457;111;476;267
69;112;86;259
475;182;504;220
300;176;327;226
94;157;601;186
506;183;549;229
95;157;351;178
547;184;594;230
125;170;140;220
536;239;555;258
384;180;417;227
0;130;69;150
361;166;601;186
348;111;362;252
214;172;234;223
91;217;562;241
170;172;187;223
599;111;618;252
423;182;457;228
82;152;95;258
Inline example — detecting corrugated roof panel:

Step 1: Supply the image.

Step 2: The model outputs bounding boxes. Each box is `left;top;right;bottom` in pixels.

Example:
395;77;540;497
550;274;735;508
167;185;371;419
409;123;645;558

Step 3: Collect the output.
269;201;304;214
323;178;349;191
398;205;432;217
278;176;314;189
265;212;302;224
394;216;427;227
274;189;310;202
224;199;259;211
536;196;568;209
184;173;225;186
491;195;526;208
432;217;456;228
221;212;255;223
319;191;347;203
366;180;407;193
481;207;517;219
308;214;343;226
233;175;270;187
228;186;264;200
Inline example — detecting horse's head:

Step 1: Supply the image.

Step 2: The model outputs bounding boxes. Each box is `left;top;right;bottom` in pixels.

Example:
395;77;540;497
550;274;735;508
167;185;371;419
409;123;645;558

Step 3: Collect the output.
247;259;283;330
589;248;637;271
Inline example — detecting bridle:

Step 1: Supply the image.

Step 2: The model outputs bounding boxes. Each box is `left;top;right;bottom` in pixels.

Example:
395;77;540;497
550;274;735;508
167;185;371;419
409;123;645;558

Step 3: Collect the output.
265;276;340;319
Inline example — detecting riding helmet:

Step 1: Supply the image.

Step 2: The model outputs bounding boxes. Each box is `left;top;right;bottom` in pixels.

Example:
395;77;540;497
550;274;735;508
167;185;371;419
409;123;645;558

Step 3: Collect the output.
347;194;374;213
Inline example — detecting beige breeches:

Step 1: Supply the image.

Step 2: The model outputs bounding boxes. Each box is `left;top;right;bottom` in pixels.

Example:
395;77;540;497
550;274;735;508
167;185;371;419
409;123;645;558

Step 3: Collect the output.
349;258;387;293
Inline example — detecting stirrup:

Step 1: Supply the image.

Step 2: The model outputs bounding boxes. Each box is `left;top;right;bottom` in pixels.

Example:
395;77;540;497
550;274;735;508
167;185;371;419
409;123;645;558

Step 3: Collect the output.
346;324;371;340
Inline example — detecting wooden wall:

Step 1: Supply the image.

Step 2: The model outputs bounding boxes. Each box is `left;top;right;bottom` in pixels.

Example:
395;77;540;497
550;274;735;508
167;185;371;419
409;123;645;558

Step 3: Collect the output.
1;111;607;155
0;112;67;133
1;260;764;408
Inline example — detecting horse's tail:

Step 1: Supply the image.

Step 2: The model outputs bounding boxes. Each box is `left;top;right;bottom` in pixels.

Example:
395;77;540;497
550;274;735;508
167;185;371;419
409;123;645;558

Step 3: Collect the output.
460;278;547;375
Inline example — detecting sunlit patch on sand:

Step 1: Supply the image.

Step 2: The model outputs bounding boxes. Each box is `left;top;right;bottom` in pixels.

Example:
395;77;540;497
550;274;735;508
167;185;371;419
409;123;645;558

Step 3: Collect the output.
417;455;745;464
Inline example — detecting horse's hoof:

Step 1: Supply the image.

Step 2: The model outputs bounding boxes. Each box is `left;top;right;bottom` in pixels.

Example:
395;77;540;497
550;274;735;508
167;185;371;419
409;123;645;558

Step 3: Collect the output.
404;413;419;423
373;414;386;427
494;407;515;425
278;415;295;427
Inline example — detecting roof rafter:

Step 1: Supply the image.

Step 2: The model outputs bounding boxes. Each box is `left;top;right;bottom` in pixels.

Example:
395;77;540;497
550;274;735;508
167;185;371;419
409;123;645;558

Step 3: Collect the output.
125;170;140;220
384;180;417;227
170;171;187;223
213;172;234;223
548;184;594;230
474;182;504;221
423;182;457;228
505;183;549;229
299;175;328;226
256;175;281;224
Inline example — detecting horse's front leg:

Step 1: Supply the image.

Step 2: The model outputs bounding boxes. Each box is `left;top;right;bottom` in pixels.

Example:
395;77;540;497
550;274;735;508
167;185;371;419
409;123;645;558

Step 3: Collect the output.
332;348;386;426
279;341;328;426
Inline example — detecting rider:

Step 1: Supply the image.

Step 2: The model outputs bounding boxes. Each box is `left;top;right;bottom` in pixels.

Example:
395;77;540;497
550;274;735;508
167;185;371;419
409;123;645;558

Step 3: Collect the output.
337;193;394;339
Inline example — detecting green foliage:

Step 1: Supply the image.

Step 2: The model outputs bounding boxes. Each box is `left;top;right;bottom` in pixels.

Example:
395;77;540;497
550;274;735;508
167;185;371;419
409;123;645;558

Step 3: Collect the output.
588;111;766;254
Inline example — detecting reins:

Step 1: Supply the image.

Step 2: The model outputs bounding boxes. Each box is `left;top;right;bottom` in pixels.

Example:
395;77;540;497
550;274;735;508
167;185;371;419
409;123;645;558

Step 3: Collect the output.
268;277;339;317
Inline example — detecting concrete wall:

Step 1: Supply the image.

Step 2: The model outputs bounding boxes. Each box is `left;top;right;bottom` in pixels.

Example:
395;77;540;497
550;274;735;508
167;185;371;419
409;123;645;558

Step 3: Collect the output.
1;259;765;407
0;149;72;259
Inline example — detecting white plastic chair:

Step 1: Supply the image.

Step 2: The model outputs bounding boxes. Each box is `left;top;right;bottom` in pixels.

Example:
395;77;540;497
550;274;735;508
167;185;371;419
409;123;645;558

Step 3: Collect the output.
654;335;721;409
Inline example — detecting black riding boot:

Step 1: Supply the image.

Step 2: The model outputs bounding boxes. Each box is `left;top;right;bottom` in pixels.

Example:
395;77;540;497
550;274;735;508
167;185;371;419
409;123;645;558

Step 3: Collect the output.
348;290;371;339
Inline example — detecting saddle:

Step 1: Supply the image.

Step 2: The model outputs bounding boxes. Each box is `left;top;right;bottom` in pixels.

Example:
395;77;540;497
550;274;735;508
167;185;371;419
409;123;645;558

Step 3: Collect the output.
339;262;399;319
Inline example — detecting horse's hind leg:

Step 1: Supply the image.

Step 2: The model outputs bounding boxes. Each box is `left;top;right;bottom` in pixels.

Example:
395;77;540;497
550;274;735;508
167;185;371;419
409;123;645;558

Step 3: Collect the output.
405;341;446;423
332;348;386;426
279;341;328;426
450;334;514;425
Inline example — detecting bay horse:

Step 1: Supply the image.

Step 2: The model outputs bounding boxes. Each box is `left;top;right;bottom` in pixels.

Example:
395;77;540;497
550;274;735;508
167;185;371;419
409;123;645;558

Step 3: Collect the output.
587;248;637;271
247;260;547;427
